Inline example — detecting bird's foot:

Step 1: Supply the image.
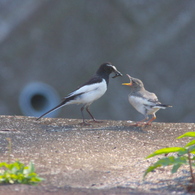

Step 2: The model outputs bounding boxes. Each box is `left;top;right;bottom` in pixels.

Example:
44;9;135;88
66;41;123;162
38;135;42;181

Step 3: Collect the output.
89;119;103;123
145;122;152;126
80;121;91;126
129;121;149;127
79;119;103;125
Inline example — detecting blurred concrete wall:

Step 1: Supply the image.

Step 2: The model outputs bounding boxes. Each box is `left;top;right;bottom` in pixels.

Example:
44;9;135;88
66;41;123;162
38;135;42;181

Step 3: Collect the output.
0;0;195;122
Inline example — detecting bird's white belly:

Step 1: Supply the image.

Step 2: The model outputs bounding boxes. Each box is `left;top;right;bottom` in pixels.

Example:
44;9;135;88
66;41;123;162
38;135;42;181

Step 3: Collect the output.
81;85;107;104
74;80;107;105
147;107;160;115
128;96;146;115
129;96;160;115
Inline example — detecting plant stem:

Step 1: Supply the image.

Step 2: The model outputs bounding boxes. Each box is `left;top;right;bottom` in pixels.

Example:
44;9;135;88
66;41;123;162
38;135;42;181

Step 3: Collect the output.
6;138;12;164
188;150;195;184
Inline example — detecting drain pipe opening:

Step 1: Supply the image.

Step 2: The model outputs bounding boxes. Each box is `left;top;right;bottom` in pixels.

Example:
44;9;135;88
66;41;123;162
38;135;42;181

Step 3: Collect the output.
31;94;49;111
19;82;60;118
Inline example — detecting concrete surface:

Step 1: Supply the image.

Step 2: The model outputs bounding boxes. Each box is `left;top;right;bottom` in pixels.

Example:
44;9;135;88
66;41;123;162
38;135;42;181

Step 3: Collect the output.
0;115;194;194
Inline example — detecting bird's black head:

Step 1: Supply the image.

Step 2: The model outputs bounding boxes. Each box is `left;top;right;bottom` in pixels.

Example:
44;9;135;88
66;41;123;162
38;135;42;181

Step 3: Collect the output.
97;62;122;78
122;74;144;90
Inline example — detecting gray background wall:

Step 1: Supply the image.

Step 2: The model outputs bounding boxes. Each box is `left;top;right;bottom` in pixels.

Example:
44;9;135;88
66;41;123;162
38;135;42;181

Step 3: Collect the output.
0;0;195;122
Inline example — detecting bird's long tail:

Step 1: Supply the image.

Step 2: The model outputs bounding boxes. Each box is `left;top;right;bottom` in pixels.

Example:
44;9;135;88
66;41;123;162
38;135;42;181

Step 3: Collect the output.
36;99;68;120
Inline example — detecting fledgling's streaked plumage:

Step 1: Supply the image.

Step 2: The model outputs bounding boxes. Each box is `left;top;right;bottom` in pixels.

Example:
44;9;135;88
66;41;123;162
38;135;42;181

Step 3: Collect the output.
122;74;172;126
36;62;122;124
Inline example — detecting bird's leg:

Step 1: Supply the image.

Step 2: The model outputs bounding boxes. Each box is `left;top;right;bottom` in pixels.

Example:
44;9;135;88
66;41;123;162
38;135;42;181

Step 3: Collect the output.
86;106;95;121
86;106;102;123
130;116;148;127
86;106;97;122
80;106;90;125
145;115;156;125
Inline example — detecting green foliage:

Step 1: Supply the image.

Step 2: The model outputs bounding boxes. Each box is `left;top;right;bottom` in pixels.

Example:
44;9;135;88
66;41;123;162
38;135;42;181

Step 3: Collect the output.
0;161;44;185
177;132;195;139
144;132;195;182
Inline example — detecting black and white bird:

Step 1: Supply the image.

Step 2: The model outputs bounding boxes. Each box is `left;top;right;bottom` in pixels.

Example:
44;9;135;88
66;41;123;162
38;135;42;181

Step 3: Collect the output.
36;62;122;124
122;74;172;126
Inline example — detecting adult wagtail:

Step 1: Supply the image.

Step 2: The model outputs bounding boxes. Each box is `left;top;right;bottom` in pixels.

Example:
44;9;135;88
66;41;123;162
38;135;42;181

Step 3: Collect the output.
37;62;122;124
122;74;172;126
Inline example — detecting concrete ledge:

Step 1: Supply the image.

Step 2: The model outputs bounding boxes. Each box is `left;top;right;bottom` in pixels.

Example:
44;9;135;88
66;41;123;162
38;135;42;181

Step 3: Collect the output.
0;115;194;195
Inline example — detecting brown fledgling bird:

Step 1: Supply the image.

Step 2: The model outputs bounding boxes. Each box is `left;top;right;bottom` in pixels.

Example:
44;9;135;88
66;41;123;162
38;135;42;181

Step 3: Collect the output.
122;74;172;126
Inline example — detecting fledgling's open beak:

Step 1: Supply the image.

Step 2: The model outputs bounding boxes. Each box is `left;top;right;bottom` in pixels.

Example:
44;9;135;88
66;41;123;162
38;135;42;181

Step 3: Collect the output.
122;74;132;86
112;69;123;78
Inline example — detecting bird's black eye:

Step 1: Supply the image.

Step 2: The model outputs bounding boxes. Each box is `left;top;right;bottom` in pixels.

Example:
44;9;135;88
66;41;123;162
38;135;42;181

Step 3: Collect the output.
106;64;113;71
108;65;112;69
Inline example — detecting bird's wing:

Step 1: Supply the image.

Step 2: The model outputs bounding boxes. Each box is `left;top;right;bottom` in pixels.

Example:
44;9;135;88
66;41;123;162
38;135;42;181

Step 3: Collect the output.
141;91;160;104
66;76;103;98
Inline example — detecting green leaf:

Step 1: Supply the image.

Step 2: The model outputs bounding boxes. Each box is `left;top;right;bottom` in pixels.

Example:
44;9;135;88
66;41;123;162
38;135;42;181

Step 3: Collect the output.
144;156;188;178
185;140;195;147
144;164;161;178
175;156;188;163
178;149;189;156
23;167;30;175
144;132;195;180
188;145;195;153
172;164;182;173
144;156;174;178
28;162;35;173
0;162;10;169
146;147;186;158
0;161;44;185
157;156;187;166
177;132;195;139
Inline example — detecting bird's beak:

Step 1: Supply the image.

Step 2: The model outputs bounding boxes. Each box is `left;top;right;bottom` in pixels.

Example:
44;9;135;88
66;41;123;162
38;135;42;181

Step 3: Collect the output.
122;82;132;86
122;74;132;86
112;69;123;78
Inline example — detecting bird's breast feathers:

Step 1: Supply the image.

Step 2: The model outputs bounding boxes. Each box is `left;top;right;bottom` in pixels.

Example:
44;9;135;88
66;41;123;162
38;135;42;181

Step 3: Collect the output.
128;96;147;114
